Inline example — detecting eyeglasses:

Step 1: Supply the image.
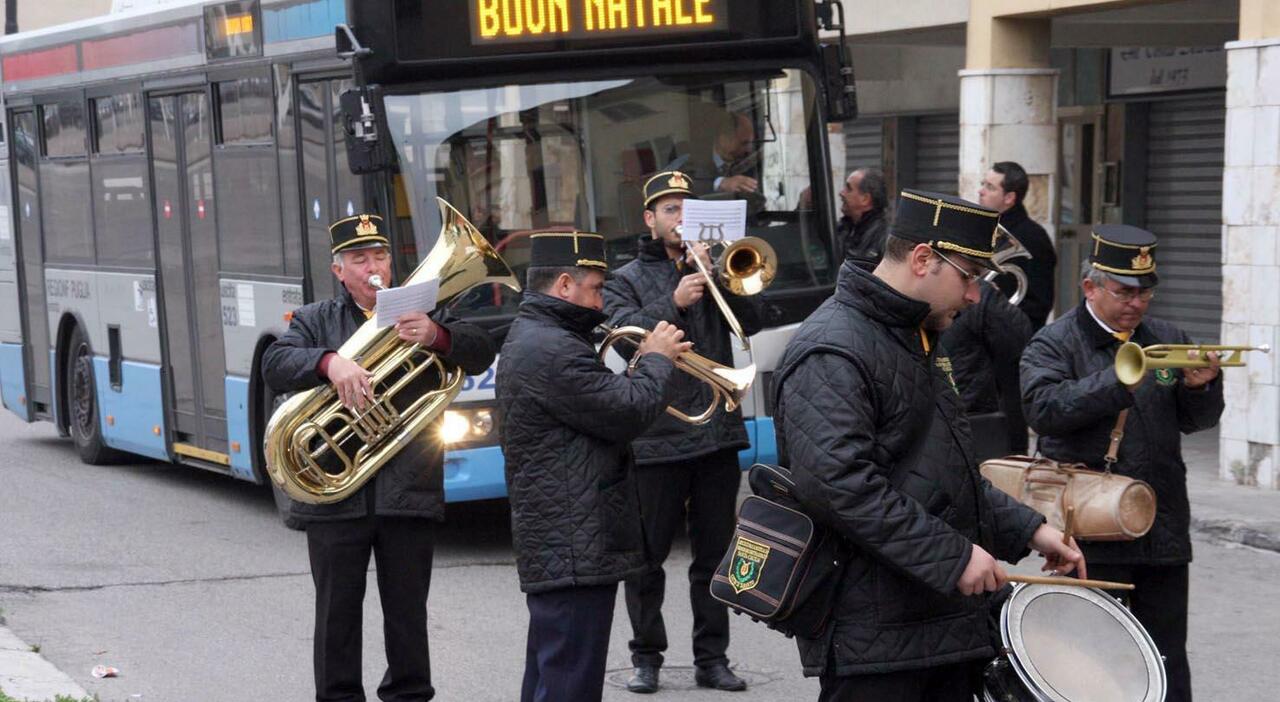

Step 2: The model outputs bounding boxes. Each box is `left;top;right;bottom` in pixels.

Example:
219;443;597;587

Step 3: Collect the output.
1101;286;1156;303
933;250;982;285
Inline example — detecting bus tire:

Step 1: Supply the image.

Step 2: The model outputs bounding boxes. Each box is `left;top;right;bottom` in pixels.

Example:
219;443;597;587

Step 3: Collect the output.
262;388;304;531
65;325;125;465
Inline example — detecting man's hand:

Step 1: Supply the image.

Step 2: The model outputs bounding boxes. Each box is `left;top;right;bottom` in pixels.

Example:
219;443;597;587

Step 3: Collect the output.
683;241;713;272
636;321;693;361
394;311;441;348
1182;349;1221;389
718;174;758;195
673;273;708;310
327;355;374;411
1029;524;1087;578
956;544;1008;596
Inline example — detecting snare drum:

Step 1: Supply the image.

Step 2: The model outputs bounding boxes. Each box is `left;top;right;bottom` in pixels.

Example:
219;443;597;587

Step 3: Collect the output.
981;583;1165;702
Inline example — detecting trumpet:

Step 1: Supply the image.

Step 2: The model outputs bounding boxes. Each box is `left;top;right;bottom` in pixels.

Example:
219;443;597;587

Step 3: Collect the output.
1115;342;1271;387
596;324;756;425
677;230;778;351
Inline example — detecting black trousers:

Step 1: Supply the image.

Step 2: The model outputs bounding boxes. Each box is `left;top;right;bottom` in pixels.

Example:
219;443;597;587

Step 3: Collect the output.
624;448;741;668
307;515;436;702
521;583;618;702
1088;563;1192;702
818;661;981;702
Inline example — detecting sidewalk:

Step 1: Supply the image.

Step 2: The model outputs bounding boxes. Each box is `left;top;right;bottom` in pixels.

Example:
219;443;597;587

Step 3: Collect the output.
1184;428;1280;553
0;625;90;702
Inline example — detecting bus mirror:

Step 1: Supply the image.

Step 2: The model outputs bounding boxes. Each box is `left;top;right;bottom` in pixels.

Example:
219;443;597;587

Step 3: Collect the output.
820;43;858;123
339;85;395;174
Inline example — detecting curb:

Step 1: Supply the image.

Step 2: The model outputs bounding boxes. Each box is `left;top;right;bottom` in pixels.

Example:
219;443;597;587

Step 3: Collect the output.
0;625;90;701
1191;516;1280;553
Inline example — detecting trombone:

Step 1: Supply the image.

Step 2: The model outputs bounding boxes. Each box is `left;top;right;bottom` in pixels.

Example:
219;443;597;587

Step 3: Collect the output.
1115;342;1271;387
676;228;778;351
596;324;756;425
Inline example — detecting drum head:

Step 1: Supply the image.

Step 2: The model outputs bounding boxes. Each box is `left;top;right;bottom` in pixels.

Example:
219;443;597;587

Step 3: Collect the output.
1000;584;1166;702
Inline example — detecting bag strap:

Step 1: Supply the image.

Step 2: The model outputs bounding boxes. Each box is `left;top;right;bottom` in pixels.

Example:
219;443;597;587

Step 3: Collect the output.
1103;409;1129;474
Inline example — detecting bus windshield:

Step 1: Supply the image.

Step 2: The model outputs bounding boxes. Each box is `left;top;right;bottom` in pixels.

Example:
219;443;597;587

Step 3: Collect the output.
384;68;835;323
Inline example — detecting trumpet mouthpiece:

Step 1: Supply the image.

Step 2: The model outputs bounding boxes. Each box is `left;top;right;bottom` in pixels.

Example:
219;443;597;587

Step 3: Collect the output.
368;275;385;290
1261;345;1272;354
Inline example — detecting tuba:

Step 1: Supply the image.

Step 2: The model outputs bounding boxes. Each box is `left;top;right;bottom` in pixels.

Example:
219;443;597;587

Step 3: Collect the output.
1115;342;1270;388
983;224;1032;305
265;198;521;504
597;325;756;425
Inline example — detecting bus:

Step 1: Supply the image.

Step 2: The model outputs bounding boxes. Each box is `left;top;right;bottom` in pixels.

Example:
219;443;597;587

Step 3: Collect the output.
0;0;856;522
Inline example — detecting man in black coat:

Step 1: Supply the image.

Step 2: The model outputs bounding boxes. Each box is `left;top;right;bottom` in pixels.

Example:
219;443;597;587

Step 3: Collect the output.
836;167;889;266
604;171;762;693
262;214;496;702
978;161;1057;330
775;190;1085;702
940;280;1034;460
1021;225;1224;702
496;231;688;702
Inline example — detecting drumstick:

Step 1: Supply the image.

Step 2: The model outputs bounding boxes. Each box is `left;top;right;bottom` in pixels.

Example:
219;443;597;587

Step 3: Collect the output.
1008;574;1135;591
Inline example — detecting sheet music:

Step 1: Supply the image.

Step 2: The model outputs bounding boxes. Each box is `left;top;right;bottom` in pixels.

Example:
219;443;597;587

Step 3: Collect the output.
681;199;747;244
375;279;440;328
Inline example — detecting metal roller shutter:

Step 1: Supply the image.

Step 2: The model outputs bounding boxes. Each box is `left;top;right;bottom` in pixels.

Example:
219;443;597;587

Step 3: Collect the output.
844;118;883;174
913;113;960;195
1143;96;1224;344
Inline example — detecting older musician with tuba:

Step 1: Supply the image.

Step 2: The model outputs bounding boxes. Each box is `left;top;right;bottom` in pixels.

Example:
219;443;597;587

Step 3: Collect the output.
261;214;495;702
496;232;689;702
1021;224;1225;702
603;171;762;694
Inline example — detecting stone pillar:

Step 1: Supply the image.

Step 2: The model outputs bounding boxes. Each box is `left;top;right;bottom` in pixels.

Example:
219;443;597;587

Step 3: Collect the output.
1220;3;1280;488
958;11;1058;229
957;68;1059;232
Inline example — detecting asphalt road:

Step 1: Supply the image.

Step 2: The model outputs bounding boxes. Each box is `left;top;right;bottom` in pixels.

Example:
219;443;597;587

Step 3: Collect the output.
2;409;1278;701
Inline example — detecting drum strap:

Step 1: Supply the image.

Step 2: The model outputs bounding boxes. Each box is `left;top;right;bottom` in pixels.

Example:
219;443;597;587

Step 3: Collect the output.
1103;409;1129;472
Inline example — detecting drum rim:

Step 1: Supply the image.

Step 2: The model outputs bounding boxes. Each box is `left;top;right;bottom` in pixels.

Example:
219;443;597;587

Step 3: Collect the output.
999;583;1167;702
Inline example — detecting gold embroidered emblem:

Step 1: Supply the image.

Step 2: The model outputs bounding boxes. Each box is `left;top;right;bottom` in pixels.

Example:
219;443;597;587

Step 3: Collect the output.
669;172;690;190
1132;247;1153;271
728;536;770;594
354;214;378;237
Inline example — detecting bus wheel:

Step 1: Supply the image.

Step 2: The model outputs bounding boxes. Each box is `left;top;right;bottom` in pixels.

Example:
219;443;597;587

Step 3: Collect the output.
263;388;304;531
66;325;124;465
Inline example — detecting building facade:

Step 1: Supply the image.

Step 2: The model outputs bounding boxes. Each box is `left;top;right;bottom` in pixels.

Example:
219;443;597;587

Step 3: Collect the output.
834;0;1280;488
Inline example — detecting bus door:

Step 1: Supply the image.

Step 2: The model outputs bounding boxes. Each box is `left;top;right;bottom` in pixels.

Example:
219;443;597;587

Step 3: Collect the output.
297;77;363;303
148;91;229;458
9;109;53;417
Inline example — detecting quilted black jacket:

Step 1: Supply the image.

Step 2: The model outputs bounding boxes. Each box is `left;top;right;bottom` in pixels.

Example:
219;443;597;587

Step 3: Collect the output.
774;262;1044;677
940;281;1033;452
992;203;1056;331
496;292;678;593
261;285;496;523
1021;302;1224;565
603;236;762;464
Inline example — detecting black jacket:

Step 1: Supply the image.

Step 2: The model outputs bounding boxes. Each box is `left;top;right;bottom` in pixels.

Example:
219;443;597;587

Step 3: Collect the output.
496;292;677;593
603;236;762;464
993;203;1056;331
941;281;1033;454
837;207;888;266
1021;302;1224;565
261;285;496;523
774;262;1044;676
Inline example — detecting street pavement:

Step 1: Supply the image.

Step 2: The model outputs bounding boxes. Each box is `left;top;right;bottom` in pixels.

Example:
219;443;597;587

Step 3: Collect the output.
2;409;1279;701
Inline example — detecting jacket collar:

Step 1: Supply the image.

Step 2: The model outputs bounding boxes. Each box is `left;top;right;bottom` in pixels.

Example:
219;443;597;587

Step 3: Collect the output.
834;261;934;354
999;202;1030;228
853;206;885;231
638;234;677;264
338;284;371;325
1074;298;1156;348
518;291;608;336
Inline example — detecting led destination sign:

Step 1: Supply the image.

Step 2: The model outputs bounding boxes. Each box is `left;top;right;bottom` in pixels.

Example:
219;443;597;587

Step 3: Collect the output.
470;0;727;44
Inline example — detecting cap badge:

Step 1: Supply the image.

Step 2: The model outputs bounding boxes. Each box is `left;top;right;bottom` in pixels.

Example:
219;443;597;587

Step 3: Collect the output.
1132;247;1153;270
669;173;689;189
355;214;378;237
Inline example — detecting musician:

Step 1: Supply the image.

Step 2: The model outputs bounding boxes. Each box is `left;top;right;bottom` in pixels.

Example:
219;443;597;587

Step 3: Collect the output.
496;232;688;702
774;190;1085;702
940;279;1034;459
261;214;495;702
977;161;1056;330
602;171;762;693
1021;224;1224;702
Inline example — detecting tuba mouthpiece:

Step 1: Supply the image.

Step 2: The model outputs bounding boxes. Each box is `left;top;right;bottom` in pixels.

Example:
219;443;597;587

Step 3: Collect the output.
368;275;385;290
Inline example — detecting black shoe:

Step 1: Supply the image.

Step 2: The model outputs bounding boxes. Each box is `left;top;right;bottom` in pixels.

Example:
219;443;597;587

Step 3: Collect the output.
695;663;747;691
626;666;659;694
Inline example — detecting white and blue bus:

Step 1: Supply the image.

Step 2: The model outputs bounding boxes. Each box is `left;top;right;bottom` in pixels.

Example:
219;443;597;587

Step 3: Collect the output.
0;0;856;520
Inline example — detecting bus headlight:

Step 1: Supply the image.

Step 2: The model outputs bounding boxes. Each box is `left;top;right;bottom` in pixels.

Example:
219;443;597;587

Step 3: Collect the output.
439;408;496;445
